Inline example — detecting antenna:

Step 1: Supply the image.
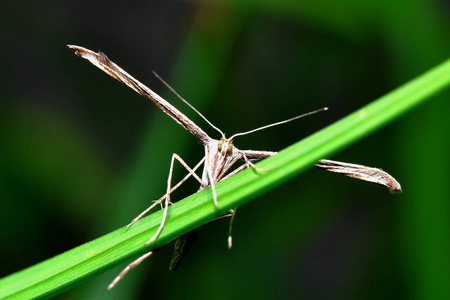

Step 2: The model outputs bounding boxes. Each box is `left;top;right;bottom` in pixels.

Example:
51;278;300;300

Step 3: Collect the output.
230;107;328;140
153;71;225;138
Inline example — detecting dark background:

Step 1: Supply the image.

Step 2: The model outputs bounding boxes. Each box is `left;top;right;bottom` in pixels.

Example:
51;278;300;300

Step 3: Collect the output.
1;1;449;299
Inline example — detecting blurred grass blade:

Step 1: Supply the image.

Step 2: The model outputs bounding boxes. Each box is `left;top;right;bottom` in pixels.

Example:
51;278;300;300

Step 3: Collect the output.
1;58;450;299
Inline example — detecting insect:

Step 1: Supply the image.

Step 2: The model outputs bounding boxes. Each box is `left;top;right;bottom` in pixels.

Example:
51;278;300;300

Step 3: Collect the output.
67;45;402;289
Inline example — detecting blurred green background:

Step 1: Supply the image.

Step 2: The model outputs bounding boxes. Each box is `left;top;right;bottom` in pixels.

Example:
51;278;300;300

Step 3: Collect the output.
1;0;449;299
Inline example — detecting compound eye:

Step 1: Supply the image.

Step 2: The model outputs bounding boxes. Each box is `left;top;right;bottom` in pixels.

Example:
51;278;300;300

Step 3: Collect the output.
227;143;233;155
217;141;223;151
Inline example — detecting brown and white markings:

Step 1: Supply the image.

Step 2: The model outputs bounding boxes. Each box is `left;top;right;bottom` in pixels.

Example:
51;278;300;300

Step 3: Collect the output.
67;45;402;289
315;159;401;193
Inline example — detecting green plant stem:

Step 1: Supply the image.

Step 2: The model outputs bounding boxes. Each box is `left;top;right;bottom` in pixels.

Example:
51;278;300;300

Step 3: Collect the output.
1;58;450;299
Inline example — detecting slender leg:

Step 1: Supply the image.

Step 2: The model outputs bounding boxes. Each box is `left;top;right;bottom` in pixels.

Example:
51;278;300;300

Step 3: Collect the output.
146;153;203;245
241;152;268;173
218;152;267;183
219;163;248;181
206;169;219;209
127;156;206;226
207;152;245;209
217;154;243;181
227;208;237;249
173;154;205;184
107;251;154;290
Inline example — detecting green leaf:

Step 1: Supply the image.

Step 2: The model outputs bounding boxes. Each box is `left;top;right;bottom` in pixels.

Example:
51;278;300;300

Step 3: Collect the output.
1;58;450;299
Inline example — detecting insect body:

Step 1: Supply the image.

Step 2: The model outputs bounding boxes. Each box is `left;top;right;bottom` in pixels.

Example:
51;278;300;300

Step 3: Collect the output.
67;45;401;289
